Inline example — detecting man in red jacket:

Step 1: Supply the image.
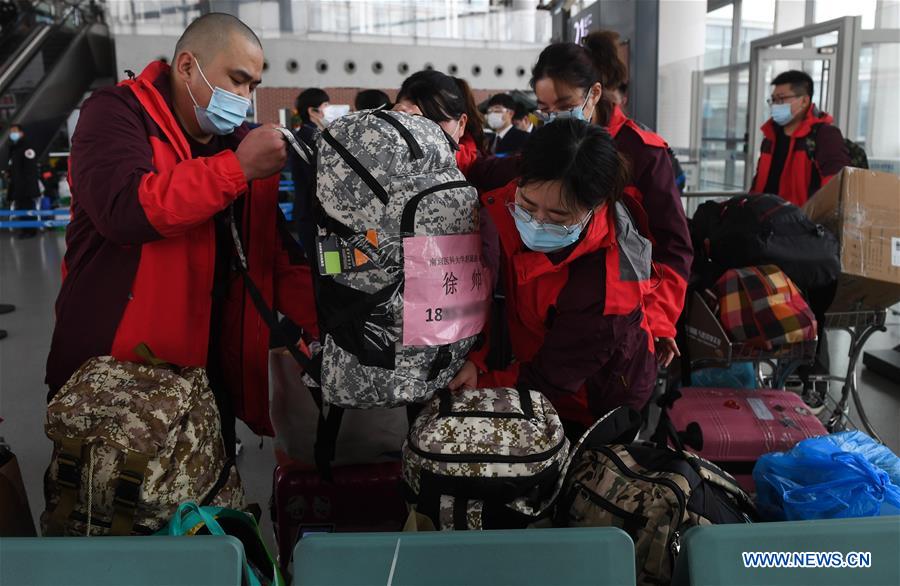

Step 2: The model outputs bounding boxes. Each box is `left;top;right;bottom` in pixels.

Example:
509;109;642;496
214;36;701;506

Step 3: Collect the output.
46;13;317;452
751;70;850;206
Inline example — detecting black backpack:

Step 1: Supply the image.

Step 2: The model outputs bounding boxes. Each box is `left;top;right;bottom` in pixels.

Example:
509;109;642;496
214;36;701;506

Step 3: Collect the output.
803;123;868;198
805;123;869;171
691;193;840;292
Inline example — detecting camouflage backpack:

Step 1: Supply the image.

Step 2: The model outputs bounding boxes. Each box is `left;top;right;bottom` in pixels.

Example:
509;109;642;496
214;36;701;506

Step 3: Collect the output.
557;423;756;585
42;349;244;536
402;387;570;530
311;109;486;411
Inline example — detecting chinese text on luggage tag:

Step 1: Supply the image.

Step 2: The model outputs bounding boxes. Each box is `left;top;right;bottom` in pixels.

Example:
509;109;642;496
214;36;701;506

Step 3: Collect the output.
402;234;491;346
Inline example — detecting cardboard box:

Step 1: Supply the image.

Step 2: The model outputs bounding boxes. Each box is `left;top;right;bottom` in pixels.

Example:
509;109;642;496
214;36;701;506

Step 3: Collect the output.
802;168;900;311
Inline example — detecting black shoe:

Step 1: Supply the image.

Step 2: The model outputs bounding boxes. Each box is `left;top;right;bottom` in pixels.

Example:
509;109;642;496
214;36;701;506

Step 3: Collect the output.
0;330;7;340
0;304;13;315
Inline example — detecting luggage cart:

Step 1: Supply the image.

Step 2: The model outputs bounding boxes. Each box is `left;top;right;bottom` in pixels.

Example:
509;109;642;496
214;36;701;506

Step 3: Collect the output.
818;309;888;442
684;292;817;389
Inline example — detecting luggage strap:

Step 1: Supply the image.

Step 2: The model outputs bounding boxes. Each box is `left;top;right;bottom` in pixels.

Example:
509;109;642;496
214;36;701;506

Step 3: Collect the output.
46;437;85;536
228;207;344;480
109;450;151;536
227;207;322;385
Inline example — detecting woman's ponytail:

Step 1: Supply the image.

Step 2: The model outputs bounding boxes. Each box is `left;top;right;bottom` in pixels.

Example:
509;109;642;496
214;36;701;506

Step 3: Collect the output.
582;30;628;126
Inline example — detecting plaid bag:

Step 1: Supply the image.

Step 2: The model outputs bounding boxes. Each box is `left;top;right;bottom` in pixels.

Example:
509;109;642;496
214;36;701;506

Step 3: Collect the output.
713;265;817;349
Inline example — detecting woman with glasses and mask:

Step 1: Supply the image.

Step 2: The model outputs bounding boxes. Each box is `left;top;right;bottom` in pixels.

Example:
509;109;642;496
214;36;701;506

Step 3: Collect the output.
449;119;658;439
528;31;692;369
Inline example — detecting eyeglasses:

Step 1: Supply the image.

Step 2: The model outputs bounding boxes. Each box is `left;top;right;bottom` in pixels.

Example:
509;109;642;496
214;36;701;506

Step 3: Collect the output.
507;201;592;237
534;91;591;122
767;94;802;105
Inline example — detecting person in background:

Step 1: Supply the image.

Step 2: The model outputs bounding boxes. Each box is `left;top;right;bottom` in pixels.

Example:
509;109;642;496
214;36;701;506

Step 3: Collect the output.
450;120;657;439
294;88;330;145
6;124;39;238
453;77;488;167
486;93;529;155
512;103;534;133
750;70;850;206
394;70;472;167
529;31;692;367
393;70;519;193
46;13;318;454
354;89;391;111
289;87;329;252
40;159;61;208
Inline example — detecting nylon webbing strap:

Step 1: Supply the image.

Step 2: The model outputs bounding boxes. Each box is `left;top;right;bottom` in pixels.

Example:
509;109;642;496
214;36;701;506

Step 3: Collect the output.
46;437;85;536
109;451;151;536
227;207;322;384
452;496;469;530
314;405;345;481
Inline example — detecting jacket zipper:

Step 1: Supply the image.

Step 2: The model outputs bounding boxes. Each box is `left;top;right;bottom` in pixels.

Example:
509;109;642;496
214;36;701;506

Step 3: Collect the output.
596;446;686;564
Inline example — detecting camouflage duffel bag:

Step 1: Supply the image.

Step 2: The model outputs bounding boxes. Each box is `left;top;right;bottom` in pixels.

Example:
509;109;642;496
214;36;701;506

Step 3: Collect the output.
402;387;569;530
557;439;756;585
42;348;244;536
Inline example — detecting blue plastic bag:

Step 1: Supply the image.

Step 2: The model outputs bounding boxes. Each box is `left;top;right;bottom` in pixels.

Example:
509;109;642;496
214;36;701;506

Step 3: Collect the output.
753;431;900;521
691;362;757;389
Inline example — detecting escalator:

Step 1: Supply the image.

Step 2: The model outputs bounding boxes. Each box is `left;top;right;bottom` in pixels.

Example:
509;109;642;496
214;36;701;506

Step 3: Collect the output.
0;0;115;171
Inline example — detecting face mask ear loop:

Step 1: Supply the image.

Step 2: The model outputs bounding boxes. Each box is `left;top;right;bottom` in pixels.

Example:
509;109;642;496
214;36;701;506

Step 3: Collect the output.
580;89;594;121
194;57;215;93
185;81;201;108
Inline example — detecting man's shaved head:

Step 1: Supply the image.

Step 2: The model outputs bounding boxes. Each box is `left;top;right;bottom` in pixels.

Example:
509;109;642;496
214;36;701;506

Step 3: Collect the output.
173;12;261;63
169;12;264;143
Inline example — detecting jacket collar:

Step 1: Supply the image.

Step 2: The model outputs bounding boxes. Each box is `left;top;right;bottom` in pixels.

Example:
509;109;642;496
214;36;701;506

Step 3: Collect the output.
121;60;248;161
761;104;833;140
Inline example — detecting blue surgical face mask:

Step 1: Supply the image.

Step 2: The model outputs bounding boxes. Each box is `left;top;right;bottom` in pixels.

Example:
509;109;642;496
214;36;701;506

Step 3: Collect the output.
186;58;251;135
770;103;794;126
536;91;591;124
509;202;592;253
9;131;21;143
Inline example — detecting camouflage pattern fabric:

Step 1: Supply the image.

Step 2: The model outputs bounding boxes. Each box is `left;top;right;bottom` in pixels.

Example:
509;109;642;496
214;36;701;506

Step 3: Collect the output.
43;356;244;536
315;110;481;408
560;444;753;586
403;388;569;529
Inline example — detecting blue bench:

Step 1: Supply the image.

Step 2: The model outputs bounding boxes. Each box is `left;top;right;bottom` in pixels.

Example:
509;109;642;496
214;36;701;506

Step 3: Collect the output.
293;527;636;586
672;517;900;586
0;536;245;586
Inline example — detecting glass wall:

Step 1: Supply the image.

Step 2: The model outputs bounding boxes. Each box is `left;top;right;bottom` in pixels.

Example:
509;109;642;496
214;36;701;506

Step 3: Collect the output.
705;4;734;69
105;0;551;46
692;0;894;192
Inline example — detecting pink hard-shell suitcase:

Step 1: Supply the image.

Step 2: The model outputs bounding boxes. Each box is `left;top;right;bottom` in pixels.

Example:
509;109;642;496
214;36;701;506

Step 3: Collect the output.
666;387;827;492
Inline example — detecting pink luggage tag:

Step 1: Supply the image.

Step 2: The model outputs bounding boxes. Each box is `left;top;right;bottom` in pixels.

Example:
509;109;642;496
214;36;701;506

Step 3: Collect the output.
402;234;491;347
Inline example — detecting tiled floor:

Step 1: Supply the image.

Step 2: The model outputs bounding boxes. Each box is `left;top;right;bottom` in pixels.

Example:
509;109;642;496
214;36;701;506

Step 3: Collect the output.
1;232;898;548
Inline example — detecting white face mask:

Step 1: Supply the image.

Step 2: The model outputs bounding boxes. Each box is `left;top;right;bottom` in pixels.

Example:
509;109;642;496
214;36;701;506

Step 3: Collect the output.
321;104;350;126
486;111;506;130
447;119;462;143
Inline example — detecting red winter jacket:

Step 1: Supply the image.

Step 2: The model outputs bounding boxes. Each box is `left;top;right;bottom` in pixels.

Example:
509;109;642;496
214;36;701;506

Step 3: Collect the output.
606;105;692;339
472;183;657;427
750;105;850;206
455;132;480;176
46;61;317;435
